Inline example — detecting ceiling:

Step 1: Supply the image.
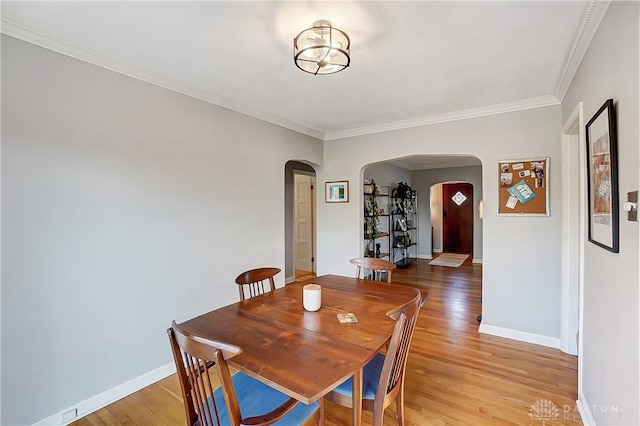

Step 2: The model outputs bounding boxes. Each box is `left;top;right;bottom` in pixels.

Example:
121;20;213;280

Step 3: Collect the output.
2;1;600;146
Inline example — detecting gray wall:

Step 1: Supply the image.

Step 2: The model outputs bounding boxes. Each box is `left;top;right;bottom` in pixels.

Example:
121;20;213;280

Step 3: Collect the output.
363;162;412;189
562;2;639;424
412;165;483;261
1;36;323;425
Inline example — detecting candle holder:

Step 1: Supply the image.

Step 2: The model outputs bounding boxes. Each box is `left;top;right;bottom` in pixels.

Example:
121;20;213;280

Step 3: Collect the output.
303;284;321;311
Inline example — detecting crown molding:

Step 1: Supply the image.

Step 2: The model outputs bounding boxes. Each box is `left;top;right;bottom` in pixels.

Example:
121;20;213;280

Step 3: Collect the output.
1;15;324;141
323;95;560;141
554;0;612;101
3;6;598;144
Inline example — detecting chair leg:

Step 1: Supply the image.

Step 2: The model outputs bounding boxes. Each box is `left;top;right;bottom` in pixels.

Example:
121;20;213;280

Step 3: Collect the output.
319;397;325;426
395;388;405;425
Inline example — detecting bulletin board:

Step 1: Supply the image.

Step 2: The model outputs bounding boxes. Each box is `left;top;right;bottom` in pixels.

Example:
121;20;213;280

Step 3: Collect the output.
497;158;549;216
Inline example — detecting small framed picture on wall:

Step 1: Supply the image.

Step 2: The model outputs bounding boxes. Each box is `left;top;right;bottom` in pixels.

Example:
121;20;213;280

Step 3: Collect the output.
325;180;349;203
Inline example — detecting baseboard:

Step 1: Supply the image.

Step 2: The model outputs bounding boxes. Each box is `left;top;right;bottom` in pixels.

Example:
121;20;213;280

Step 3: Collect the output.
577;391;595;425
432;248;443;253
472;258;483;264
33;362;176;425
478;323;561;349
285;276;295;284
417;254;433;260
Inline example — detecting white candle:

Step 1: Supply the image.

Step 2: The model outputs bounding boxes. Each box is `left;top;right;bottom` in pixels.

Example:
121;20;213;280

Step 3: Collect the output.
303;284;321;312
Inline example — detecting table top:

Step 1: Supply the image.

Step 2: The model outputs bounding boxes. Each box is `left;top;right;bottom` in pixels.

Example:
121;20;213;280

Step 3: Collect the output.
178;274;424;404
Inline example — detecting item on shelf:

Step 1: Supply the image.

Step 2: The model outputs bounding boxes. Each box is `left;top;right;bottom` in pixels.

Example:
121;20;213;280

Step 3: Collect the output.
363;180;390;259
391;182;417;268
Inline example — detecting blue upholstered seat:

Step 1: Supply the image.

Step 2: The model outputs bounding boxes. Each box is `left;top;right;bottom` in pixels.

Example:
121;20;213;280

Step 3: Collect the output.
328;352;385;400
209;371;320;426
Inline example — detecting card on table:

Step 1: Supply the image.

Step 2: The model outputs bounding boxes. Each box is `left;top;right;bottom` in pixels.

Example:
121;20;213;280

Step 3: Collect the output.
337;313;358;323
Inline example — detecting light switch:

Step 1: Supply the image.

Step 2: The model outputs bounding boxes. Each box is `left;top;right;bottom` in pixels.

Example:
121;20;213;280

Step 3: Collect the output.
626;191;638;222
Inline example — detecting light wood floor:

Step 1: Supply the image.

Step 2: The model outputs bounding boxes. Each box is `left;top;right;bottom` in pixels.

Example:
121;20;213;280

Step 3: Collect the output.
72;259;580;425
295;269;316;281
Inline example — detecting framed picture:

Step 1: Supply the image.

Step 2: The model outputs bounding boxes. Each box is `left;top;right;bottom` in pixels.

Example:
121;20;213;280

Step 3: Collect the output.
325;180;349;203
586;99;619;253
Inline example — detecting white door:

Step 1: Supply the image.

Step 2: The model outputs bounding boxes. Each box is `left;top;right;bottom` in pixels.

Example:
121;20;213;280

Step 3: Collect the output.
295;174;313;272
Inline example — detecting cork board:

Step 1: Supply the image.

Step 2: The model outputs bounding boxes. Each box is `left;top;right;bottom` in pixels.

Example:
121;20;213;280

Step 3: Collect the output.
498;158;549;216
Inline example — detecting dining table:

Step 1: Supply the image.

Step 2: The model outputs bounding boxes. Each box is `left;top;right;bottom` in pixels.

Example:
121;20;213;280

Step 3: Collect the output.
177;274;426;425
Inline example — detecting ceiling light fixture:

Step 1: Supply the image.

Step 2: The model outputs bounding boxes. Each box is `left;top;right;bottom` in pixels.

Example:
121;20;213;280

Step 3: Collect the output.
293;20;350;75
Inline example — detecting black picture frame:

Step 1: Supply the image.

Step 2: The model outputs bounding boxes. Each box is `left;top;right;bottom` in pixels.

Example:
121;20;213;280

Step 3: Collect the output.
585;99;619;253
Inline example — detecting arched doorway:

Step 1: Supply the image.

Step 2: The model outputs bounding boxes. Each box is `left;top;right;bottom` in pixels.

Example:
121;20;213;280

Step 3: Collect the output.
285;161;317;283
362;155;483;261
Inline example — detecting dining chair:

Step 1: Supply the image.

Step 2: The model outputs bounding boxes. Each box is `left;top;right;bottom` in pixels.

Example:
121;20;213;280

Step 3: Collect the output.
234;267;281;301
168;320;323;426
325;288;422;426
350;257;397;283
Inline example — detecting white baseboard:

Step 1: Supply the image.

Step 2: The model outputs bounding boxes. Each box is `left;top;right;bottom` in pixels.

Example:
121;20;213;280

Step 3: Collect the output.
432;248;443;253
417;254;433;260
472;258;483;264
577;391;595;426
478;323;561;349
285;276;295;284
33;362;176;426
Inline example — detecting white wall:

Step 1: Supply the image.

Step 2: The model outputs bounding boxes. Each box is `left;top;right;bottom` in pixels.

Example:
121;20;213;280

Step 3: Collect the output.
1;36;323;425
412;166;483;261
317;106;562;343
561;2;639;424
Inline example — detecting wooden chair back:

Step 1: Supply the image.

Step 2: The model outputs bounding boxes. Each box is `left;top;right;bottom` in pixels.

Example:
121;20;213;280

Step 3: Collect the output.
168;320;243;426
373;289;422;425
168;320;320;426
350;257;397;283
234;267;280;300
325;289;422;426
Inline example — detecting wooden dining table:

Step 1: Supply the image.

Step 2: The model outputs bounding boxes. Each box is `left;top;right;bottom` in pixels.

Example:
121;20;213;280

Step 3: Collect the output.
177;274;425;425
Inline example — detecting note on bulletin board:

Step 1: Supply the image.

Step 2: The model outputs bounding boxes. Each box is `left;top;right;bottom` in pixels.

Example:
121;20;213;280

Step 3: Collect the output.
498;158;549;216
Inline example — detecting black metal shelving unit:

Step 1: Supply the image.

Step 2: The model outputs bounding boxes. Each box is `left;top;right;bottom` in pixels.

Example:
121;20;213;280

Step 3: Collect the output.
391;184;417;268
363;183;390;259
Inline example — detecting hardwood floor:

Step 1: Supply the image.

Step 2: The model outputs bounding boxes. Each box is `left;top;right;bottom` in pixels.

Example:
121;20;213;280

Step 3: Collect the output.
296;269;316;281
72;259;580;425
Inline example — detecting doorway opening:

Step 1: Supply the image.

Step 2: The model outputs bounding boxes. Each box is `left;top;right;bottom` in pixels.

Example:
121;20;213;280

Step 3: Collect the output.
560;102;584;358
294;172;315;279
430;182;476;257
285;161;317;284
440;182;474;255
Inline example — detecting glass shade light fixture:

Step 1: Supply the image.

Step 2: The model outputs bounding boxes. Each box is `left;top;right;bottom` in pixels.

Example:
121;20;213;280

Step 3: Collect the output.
293;20;350;75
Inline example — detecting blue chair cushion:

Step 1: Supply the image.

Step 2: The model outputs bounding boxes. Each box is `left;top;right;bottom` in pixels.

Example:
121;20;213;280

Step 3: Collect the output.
330;352;385;400
207;371;319;425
